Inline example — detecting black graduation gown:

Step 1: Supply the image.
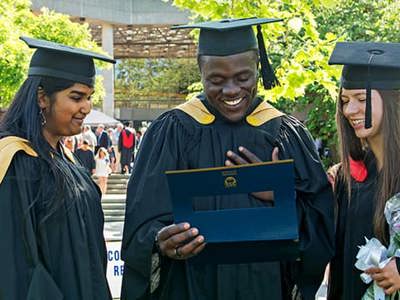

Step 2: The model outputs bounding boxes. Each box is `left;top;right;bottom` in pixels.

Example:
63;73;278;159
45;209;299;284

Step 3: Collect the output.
121;95;334;300
0;143;111;299
118;129;135;167
75;148;96;173
328;154;378;300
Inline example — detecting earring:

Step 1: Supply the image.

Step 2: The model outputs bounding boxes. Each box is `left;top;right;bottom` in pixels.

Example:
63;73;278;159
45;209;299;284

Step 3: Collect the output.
39;109;47;126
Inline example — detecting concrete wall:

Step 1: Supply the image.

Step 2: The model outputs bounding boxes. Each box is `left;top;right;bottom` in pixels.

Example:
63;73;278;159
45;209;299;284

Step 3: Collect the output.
31;0;190;25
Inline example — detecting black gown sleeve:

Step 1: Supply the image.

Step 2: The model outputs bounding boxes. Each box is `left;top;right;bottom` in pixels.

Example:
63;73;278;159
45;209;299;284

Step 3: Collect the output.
121;112;192;299
276;116;335;300
327;172;346;300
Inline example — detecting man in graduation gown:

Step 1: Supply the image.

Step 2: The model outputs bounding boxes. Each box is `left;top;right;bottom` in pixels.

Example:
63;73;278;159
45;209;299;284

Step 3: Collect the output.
121;17;334;300
118;123;136;174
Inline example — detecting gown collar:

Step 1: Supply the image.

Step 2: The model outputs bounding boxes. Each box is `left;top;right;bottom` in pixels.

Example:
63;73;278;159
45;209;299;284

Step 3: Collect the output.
199;93;262;124
50;142;76;164
176;93;284;126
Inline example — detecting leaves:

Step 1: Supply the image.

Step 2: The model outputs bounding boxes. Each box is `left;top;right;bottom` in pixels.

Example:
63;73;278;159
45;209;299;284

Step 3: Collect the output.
0;1;107;107
115;58;201;100
169;0;399;166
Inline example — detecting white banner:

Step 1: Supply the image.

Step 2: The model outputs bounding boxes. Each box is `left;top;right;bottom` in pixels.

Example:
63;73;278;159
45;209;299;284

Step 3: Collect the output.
106;241;124;299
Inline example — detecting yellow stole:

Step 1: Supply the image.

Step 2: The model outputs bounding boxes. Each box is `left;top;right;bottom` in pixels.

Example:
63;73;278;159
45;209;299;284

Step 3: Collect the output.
176;97;284;126
0;136;38;184
0;136;76;185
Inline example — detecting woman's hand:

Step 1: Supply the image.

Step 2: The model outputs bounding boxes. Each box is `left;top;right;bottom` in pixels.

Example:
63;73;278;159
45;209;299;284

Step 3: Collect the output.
155;222;205;260
366;259;400;295
327;163;341;188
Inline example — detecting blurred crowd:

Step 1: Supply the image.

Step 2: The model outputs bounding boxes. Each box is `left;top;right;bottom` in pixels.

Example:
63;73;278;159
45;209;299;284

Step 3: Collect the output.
61;121;147;194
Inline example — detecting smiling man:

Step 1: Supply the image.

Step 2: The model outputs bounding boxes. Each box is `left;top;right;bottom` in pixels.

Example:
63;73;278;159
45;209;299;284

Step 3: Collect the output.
121;18;334;300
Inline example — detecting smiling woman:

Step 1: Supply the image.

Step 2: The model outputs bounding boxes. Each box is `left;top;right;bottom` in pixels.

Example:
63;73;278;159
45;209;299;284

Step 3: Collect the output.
328;42;400;300
39;80;94;149
340;88;383;144
0;37;115;300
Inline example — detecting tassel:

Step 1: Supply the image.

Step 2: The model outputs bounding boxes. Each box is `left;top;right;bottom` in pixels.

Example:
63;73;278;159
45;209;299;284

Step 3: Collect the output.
365;82;372;129
256;25;279;89
365;58;372;129
364;54;374;129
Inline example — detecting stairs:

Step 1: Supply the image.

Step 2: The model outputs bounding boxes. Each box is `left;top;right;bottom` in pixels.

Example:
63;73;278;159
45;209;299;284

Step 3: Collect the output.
106;174;130;194
93;173;130;241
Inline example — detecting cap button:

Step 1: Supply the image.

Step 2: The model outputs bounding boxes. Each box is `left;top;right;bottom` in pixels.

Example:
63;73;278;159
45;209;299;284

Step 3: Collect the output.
368;49;384;55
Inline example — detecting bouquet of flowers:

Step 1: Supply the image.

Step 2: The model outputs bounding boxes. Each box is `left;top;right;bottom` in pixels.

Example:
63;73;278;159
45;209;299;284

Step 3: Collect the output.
355;193;400;300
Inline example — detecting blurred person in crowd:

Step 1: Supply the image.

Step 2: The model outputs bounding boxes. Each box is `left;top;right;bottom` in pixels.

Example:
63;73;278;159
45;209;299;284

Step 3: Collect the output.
107;128;117;172
113;123;123;173
108;146;116;173
63;136;74;152
135;130;142;151
82;124;97;151
107;127;117;146
95;123;110;153
75;139;96;174
95;147;110;195
118;122;135;174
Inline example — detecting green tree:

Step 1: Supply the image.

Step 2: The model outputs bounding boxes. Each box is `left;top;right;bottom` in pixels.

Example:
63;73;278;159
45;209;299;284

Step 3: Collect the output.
317;0;400;42
115;58;201;99
163;0;400;166
0;0;108;108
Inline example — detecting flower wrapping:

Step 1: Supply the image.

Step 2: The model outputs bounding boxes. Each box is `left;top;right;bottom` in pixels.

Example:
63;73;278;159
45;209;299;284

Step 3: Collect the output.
355;193;400;300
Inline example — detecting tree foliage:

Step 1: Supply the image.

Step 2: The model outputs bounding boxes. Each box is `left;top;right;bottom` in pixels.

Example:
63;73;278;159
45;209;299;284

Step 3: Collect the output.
115;58;200;100
0;0;108;108
317;0;400;42
169;0;341;99
164;0;400;165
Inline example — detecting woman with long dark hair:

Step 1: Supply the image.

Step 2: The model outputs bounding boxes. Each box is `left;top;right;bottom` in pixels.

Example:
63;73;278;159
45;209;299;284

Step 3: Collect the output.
328;42;400;299
0;37;115;299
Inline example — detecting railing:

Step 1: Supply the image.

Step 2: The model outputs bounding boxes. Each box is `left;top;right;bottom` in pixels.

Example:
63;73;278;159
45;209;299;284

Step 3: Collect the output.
115;99;186;109
114;91;187;109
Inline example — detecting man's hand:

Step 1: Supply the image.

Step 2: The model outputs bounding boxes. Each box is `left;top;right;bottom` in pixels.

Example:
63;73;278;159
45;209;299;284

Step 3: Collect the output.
156;222;206;260
225;146;279;165
225;146;279;202
366;259;400;295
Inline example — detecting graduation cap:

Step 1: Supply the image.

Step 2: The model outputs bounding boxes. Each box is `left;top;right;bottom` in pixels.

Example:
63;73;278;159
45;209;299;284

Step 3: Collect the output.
329;41;400;128
20;36;116;86
172;17;283;89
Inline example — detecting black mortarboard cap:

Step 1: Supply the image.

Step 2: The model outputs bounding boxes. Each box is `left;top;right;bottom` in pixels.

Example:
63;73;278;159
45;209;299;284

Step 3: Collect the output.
172;17;283;89
20;36;116;86
329;41;400;128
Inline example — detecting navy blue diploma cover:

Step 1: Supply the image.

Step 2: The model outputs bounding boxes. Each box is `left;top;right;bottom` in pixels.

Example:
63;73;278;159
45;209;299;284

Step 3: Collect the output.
165;160;300;264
